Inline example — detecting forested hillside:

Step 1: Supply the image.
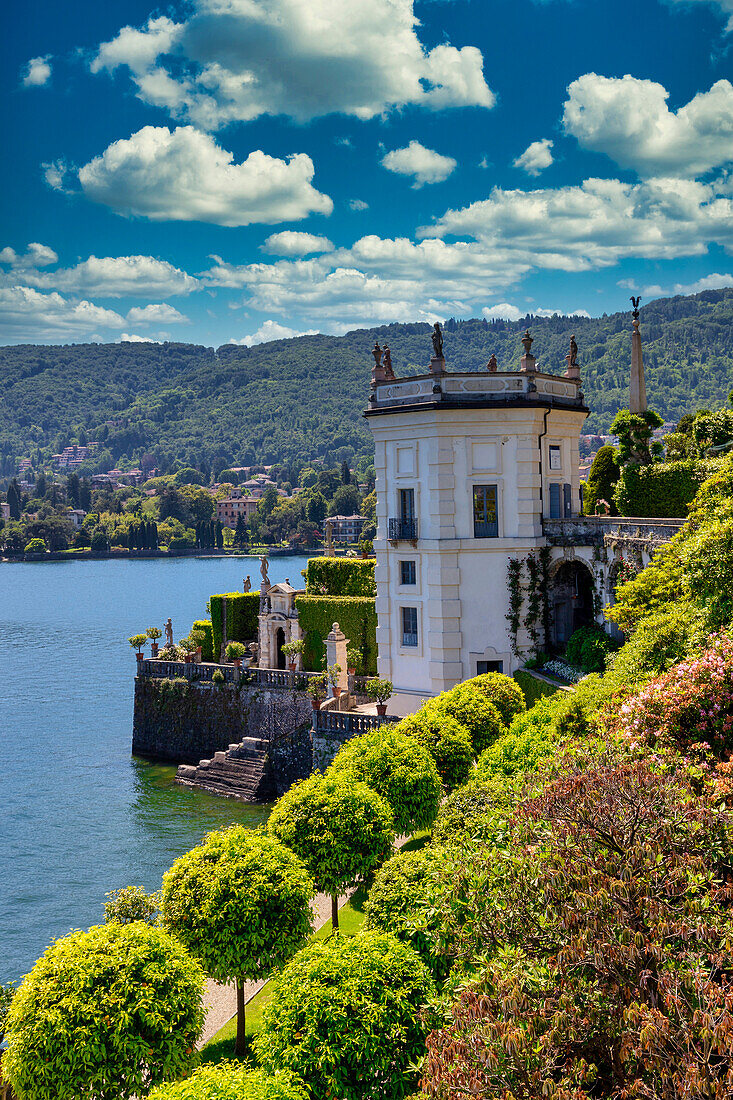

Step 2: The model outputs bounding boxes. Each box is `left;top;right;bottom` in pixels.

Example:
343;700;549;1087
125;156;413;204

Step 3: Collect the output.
1;288;731;474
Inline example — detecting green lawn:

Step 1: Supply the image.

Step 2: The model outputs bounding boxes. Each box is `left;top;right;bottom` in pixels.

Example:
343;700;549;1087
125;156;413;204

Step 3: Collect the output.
201;833;431;1064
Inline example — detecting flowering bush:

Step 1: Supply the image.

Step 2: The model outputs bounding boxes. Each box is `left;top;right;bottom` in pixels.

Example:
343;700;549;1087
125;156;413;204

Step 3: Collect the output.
541;658;585;684
604;633;733;760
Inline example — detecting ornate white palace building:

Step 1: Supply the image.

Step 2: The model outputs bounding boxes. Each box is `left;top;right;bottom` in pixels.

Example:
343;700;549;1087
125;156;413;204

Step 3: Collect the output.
365;322;679;703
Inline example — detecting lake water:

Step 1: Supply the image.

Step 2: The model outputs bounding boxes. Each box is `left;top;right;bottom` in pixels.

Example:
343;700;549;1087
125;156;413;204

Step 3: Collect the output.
1;554;309;985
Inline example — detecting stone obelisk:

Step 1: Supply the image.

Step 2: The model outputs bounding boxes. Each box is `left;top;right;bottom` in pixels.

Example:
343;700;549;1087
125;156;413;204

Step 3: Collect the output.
629;296;647;414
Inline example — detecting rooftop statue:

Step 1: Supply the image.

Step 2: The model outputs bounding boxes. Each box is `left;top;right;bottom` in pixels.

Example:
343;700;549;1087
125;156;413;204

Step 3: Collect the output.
487;354;498;372
383;345;395;379
630;295;641;320
431;322;444;359
260;555;270;589
521;329;533;355
569;334;578;369
372;342;382;367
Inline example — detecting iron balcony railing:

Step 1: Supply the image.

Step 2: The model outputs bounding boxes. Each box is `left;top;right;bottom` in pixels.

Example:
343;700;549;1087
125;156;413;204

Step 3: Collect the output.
388;518;418;541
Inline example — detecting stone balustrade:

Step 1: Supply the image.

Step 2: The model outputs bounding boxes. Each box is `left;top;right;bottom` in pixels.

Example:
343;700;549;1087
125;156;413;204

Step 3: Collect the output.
314;708;399;736
138;658;321;691
542;515;686;548
369;369;584;412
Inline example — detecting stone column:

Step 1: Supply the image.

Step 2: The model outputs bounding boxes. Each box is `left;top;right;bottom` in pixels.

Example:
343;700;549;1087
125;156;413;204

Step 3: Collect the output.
629;318;648;414
325;622;349;693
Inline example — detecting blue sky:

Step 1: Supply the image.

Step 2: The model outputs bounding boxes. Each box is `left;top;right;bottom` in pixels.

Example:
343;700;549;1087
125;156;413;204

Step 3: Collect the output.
1;0;732;346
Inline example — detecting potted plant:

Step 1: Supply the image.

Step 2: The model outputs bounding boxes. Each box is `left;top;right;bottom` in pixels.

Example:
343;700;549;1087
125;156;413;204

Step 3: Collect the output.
128;634;148;663
308;672;327;710
326;663;343;698
179;637;196;664
191;628;207;663
146;626;162;658
281;637;305;671
346;646;361;676
225;641;247;668
365;677;393;716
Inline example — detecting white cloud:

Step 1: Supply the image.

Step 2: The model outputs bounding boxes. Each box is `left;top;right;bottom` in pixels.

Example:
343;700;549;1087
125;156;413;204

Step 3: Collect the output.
381;141;457;187
262;231;334;256
22;56;52;87
119;333;162;343
421;176;733;267
43;160;71;192
349;199;369;211
0;251;198;297
126;303;188;324
563;74;733;176
482;303;522;321
665;0;733;32
90;0;494;129
513;138;554;176
240;320;320;345
77;126;333;226
620;271;733;297
534;307;590;318
0;286;126;342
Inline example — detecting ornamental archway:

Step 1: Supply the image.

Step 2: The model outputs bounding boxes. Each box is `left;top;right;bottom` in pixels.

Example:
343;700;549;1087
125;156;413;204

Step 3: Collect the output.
549;559;595;649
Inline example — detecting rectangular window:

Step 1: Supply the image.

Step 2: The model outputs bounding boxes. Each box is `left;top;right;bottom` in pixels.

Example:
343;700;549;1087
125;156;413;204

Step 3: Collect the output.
549;483;562;519
399;488;415;521
402;606;418;647
477;660;504;674
549;445;562;471
473;485;498;538
563;482;572;518
400;560;416;585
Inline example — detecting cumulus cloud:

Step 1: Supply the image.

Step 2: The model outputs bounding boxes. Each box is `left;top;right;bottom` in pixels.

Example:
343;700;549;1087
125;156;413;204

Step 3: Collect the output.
90;0;494;129
240;319;321;345
620;271;733;297
119;333;162;343
0;286;126;342
22;56;52;87
0;250;198;297
262;231;334;256
76;126;333;226
126;303;188;324
513;138;554;176
563;74;733;176
381;141;457;187
665;0;733;32
482;303;522;321
349;199;369;211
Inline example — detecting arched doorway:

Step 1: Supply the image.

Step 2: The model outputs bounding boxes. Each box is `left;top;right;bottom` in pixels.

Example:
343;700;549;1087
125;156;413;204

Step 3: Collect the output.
275;627;286;669
550;561;594;649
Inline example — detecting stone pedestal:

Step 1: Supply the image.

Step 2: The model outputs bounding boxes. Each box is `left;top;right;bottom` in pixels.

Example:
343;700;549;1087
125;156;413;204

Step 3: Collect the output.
325;622;349;693
430;356;446;375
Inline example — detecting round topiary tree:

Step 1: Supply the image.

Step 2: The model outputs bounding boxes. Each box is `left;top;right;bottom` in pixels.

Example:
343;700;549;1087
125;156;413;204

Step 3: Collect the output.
268;772;395;931
583;444;620;515
255;931;434;1100
3;922;205;1100
147;1064;306;1100
468;673;526;728
364;846;454;978
161;827;313;1057
328;729;441;834
431;684;507;757
392;709;473;792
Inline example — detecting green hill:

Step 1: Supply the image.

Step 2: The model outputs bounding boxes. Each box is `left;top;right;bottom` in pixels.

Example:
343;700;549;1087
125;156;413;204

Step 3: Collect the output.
1;288;732;475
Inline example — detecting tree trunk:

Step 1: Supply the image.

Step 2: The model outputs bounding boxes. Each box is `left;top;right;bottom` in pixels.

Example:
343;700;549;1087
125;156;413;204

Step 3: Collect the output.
331;893;339;931
235;977;246;1057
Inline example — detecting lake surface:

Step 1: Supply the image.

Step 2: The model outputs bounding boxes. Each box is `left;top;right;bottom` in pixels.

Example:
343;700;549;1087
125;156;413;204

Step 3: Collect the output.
1;554;310;984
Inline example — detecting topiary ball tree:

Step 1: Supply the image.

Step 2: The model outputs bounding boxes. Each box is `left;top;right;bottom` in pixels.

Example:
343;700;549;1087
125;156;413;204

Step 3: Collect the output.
3;922;205;1100
255;931;435;1100
328;728;441;834
268;772;395;931
393;709;473;792
431;684;507;757
147;1063;306;1100
468;672;526;728
161;827;313;1057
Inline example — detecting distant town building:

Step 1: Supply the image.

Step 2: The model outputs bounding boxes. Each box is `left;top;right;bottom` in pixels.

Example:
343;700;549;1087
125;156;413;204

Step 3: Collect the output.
0;502;10;521
52;443;100;470
217;493;259;526
326;514;367;543
68;509;86;529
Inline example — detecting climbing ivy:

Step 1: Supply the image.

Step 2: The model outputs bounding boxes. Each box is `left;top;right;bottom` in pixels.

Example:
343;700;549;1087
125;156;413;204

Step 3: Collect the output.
294;596;378;674
523;554;542;652
506;558;523;658
305;558;376;597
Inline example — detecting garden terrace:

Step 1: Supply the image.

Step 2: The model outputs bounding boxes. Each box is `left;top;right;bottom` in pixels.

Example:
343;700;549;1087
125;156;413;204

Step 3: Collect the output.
542;516;685;549
138;659;323;690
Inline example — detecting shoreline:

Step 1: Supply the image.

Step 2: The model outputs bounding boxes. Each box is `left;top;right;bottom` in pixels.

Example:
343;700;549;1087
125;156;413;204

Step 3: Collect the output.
1;547;319;564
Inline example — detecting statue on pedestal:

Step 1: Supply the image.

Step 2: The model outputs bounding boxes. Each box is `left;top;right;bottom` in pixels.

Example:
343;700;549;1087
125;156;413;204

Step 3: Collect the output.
260;555;270;589
324;518;335;557
382;345;395;379
431;322;444;359
487;354;498;372
243;575;251;592
164;618;174;648
569;334;578;369
372;342;382;368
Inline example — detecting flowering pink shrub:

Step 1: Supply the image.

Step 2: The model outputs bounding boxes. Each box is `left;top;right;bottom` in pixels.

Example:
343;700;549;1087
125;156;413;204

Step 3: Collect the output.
605;633;733;759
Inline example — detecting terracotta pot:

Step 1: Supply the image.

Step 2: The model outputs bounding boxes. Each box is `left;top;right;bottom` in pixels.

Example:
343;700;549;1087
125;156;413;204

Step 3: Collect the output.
233;658;242;668
136;652;144;662
288;661;296;672
150;642;159;657
311;698;321;710
348;667;356;676
376;704;387;716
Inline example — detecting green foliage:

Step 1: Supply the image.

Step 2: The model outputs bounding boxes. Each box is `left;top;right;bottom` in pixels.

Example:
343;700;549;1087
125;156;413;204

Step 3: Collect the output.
583;445;619;515
393;709;474;792
23;537;46;553
328;729;442;834
364;676;392;704
432;778;521;848
364;846;454;979
90;528;110;553
431;683;506;757
225;641;248;662
614;458;720;517
148;1065;306;1100
161;827;314;985
295;595;377;674
467;673;526;728
210;593;260;655
566;624;615;672
104;884;160;925
513;670;561;708
611;408;663;465
475;720;563;780
192;620;214;662
212;669;225;685
0;981;16;1043
129;633;147;652
268;772;395;903
3;922;205;1100
255;931;434;1100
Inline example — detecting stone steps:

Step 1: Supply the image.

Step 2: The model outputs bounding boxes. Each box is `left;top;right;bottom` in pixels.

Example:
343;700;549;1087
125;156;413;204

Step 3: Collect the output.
176;737;275;802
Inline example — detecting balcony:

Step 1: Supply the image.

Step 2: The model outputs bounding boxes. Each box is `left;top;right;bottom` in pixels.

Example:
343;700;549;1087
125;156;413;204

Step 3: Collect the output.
388;518;418;542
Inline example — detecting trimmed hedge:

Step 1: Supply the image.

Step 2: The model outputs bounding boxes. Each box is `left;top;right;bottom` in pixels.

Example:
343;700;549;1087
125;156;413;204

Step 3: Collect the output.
192;620;214;663
431;684;506;758
392;710;473;792
305;557;376;597
466;673;526;728
210;592;260;656
614;459;721;518
295;595;377;674
514;670;561;708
